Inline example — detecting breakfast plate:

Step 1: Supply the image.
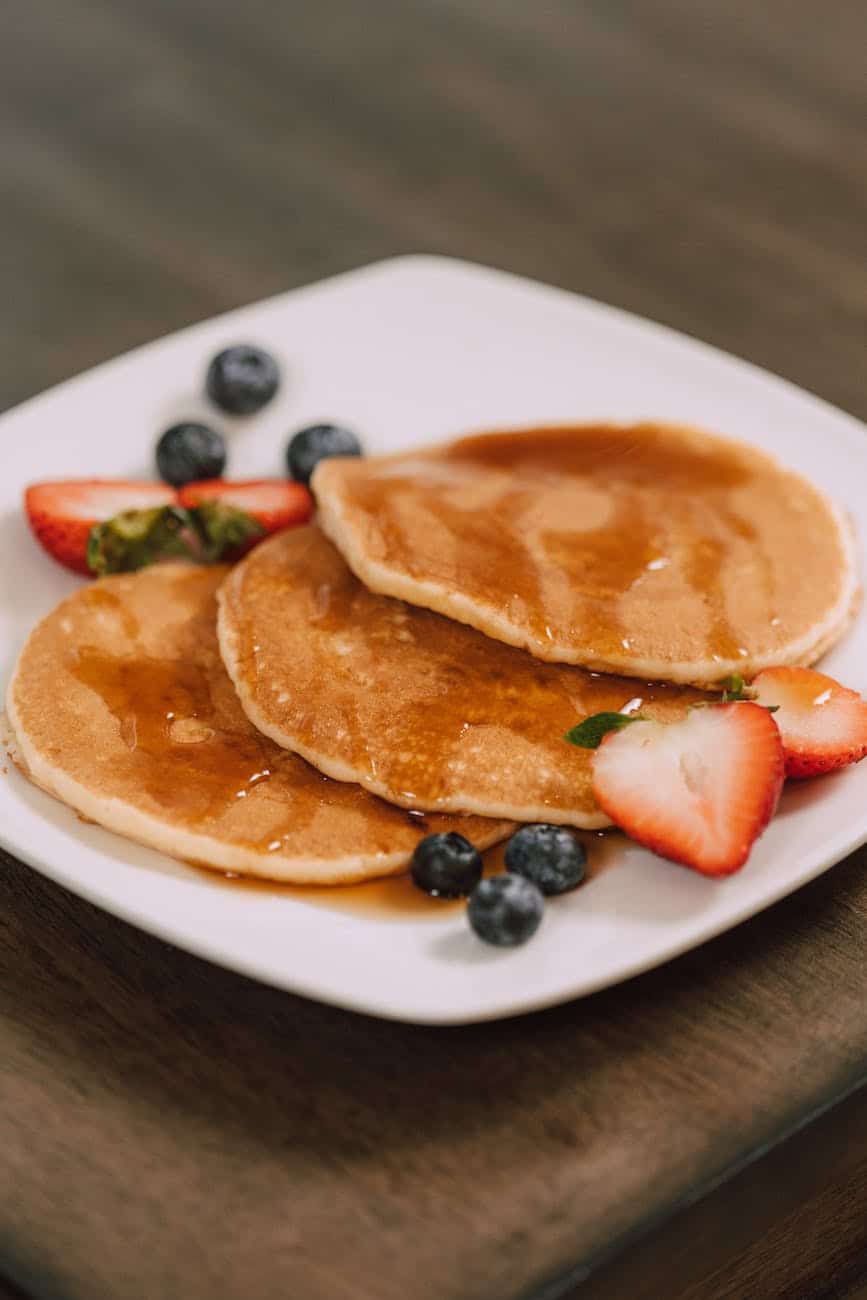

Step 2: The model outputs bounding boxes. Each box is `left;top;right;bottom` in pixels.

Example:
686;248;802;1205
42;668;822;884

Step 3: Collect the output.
2;254;867;1024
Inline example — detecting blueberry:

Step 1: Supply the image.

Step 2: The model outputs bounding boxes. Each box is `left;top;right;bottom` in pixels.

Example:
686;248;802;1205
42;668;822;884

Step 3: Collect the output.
504;824;587;895
286;423;363;486
206;345;280;415
467;875;544;947
155;422;226;488
410;832;483;898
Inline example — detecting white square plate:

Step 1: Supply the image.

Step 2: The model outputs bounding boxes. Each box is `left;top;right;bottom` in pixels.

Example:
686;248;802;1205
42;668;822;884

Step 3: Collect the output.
2;256;866;1024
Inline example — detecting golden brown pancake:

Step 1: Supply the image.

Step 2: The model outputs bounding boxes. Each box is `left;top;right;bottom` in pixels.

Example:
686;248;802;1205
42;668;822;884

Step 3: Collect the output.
6;565;511;883
217;527;709;826
313;423;858;686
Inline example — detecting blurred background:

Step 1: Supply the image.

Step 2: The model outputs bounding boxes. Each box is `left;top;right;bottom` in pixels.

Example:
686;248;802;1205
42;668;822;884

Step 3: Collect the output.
2;0;865;417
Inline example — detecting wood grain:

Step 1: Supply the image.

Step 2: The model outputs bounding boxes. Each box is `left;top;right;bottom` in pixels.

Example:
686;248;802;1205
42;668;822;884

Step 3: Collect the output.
6;841;867;1300
580;1078;867;1299
2;1;867;1298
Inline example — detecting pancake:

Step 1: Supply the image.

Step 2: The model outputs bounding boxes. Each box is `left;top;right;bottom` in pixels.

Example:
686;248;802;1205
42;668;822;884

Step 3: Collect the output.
217;527;709;826
6;565;511;884
313;423;859;686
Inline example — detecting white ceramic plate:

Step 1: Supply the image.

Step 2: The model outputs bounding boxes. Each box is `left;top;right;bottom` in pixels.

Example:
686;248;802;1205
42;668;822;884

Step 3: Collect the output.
2;256;866;1024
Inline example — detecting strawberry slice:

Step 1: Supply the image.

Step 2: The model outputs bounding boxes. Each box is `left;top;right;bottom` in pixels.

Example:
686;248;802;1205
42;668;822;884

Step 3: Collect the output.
590;703;784;876
177;479;313;538
751;667;867;779
25;480;178;575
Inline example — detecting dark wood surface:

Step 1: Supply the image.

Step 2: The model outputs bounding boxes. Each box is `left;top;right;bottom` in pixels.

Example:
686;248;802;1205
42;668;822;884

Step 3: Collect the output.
586;1071;867;1299
2;2;867;1298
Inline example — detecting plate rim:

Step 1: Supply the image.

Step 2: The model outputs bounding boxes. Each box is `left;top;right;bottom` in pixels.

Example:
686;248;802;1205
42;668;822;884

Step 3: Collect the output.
2;251;866;1025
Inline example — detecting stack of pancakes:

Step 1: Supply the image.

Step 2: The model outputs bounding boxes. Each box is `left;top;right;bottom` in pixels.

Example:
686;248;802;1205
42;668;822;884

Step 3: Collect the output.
8;423;858;884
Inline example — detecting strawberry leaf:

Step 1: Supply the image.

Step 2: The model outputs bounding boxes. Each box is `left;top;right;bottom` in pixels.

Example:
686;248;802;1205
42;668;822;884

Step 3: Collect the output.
719;672;779;712
86;501;265;574
565;712;639;749
193;500;263;561
88;506;202;574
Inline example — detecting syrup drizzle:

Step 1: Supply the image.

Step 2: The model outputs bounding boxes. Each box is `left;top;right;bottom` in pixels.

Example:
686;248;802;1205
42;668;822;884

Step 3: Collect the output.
323;422;846;671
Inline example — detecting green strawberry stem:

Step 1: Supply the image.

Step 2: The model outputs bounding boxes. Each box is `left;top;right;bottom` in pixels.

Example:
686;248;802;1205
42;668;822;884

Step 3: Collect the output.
87;502;263;575
193;499;263;561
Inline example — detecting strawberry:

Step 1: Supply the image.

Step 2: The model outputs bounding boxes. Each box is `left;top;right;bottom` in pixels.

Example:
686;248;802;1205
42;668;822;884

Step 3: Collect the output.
586;703;785;876
177;479;313;539
751;667;867;779
25;480;178;575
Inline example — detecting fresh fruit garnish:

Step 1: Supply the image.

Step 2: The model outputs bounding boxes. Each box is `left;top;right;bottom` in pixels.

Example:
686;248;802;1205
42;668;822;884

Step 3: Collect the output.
572;703;784;876
193;500;264;559
88;506;203;575
89;498;269;575
156;422;227;488
467;875;544;946
287;423;363;486
564;711;641;748
504;824;587;895
24;480;178;575
410;832;483;898
206;345;280;415
751;667;867;779
715;672;777;711
178;479;313;542
720;673;750;701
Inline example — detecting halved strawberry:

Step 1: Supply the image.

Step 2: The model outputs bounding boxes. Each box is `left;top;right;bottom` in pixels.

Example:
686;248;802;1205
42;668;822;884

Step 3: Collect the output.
178;479;313;539
25;480;178;575
751;667;867;779
590;703;784;876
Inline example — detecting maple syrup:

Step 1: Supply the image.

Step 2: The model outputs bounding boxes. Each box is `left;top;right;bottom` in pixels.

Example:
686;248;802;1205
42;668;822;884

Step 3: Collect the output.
221;526;708;819
69;644;283;825
188;831;622;918
316;422;849;674
0;565;500;872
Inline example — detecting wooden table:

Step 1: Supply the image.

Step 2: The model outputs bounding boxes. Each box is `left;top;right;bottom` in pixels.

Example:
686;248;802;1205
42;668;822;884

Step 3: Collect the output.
2;2;867;1297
